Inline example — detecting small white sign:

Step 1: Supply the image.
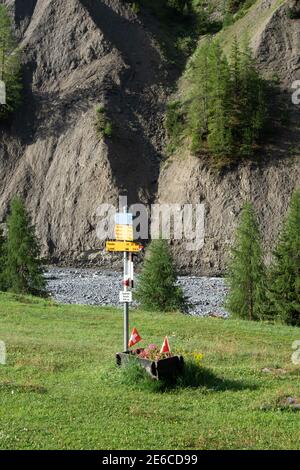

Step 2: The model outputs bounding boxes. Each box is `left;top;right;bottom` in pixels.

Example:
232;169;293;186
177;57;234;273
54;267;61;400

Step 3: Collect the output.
119;291;132;303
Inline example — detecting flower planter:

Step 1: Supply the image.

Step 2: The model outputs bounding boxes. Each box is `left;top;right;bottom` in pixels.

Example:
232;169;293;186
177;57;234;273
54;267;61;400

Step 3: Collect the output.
116;349;184;381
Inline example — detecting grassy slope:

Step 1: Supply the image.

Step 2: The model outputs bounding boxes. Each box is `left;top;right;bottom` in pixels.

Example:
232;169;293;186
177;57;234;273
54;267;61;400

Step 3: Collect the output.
0;292;299;450
219;0;286;56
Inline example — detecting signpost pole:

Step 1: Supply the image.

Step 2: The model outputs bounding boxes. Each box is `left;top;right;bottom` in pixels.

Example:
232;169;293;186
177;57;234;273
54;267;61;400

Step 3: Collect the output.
123;206;129;352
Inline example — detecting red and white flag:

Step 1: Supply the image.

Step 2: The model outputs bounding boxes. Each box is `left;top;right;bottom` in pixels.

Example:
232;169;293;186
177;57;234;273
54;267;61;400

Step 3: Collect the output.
160;336;171;354
128;327;142;348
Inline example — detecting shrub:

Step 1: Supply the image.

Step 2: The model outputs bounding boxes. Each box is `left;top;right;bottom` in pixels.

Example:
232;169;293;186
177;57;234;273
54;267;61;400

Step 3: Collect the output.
287;5;300;20
95;106;113;139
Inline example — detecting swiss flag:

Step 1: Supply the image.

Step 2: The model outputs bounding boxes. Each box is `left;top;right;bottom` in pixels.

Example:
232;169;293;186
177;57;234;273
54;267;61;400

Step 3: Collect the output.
160;336;171;354
128;327;142;348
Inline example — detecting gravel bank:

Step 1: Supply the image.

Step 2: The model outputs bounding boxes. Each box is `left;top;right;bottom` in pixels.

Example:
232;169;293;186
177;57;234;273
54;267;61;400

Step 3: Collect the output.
45;267;229;318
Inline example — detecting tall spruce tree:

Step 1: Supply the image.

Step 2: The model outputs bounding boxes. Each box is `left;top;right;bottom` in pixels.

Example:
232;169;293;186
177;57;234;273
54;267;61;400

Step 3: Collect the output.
207;40;232;159
226;202;266;320
136;238;186;312
5;197;46;296
0;4;22;120
267;191;300;326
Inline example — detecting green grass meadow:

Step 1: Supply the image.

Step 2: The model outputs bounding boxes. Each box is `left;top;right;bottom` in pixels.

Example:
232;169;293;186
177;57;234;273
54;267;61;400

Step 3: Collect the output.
0;292;299;450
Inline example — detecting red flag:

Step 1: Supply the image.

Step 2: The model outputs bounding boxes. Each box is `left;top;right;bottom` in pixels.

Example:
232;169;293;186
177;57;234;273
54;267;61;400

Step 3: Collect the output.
128;327;142;348
160;336;171;354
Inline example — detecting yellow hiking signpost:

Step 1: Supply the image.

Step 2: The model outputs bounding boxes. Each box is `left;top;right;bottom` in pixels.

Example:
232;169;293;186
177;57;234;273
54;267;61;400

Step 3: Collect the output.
106;241;143;253
115;224;134;242
105;208;143;351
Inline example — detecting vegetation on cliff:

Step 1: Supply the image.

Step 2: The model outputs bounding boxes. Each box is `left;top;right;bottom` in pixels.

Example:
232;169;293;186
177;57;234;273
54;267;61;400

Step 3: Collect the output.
166;38;271;167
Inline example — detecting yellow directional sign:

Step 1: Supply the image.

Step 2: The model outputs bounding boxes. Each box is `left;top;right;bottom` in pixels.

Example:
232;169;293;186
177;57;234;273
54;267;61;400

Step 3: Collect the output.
115;224;134;241
106;241;143;253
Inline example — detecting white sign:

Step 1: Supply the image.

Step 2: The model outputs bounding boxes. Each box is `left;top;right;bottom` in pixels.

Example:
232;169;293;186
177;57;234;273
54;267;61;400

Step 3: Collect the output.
119;291;132;303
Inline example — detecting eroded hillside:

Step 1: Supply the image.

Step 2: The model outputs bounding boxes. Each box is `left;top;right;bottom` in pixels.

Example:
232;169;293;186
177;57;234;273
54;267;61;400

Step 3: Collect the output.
0;0;172;261
0;0;299;273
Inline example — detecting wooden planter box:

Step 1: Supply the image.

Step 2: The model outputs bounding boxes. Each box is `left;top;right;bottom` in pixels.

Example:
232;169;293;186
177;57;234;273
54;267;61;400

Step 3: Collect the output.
116;349;184;381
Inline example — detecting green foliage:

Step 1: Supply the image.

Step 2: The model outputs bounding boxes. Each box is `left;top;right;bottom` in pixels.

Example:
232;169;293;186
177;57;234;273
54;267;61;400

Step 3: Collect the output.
0;226;7;291
164;100;185;153
288;4;300;19
223;0;256;26
125;1;221;61
185;37;270;167
226;202;266;321
118;357;206;392
4;197;46;296
0;294;300;449
136;238;186;312
95;106;113;139
132;0;192;19
0;5;22;121
267;191;300;326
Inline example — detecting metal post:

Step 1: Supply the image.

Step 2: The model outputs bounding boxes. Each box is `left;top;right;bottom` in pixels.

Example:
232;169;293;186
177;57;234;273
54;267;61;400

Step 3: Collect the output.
123;206;129;352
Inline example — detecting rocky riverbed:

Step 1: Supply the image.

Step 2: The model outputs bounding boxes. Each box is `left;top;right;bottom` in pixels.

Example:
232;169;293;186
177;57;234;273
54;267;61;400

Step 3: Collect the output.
45;267;229;318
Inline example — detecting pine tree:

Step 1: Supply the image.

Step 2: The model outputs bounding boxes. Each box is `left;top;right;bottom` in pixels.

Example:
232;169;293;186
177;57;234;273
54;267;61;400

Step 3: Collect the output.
207;41;232;161
5;197;46;296
0;225;7;291
226;202;266;320
136;238;186;312
267;191;300;326
238;37;267;155
0;5;22;121
188;40;211;153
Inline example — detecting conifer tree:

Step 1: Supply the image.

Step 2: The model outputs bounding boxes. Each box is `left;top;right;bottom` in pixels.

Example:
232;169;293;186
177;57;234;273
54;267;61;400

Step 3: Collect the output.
207;41;232;159
136;238;186;312
226;202;266;320
238;37;267;155
0;5;22;120
188;40;211;152
5;197;46;296
267;191;300;326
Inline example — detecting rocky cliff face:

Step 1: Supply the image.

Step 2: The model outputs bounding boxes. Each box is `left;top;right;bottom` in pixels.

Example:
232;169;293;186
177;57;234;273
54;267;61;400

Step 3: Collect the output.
0;0;172;261
0;0;299;273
